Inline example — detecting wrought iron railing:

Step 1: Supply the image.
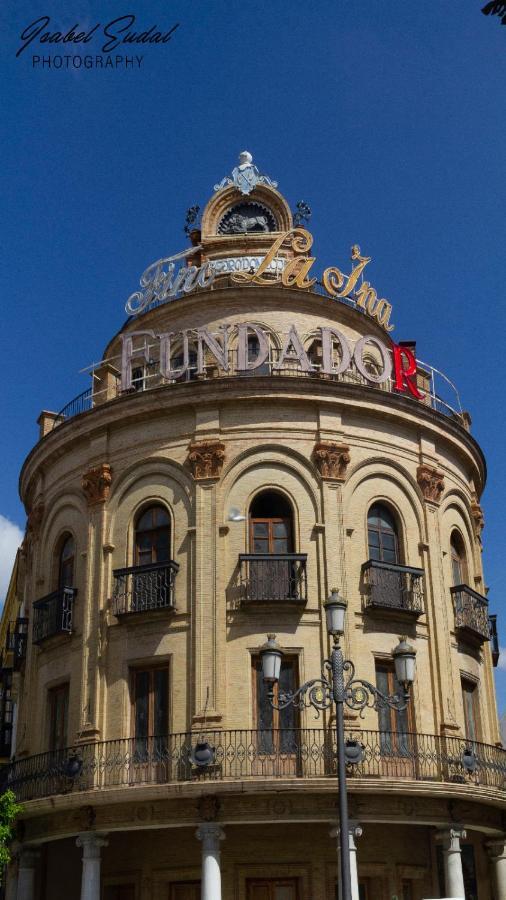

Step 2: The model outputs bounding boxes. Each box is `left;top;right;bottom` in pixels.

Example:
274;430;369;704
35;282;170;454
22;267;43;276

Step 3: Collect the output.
239;554;308;604
362;560;424;616
32;589;75;644
4;728;506;803
6;618;29;670
451;585;490;643
490;614;500;667
51;387;93;428
112;561;179;616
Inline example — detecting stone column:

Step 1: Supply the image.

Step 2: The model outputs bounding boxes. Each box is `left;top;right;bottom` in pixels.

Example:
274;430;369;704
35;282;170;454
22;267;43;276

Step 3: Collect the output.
16;847;40;900
196;824;225;900
330;821;362;900
76;833;109;900
486;837;506;900
4;857;18;900
435;827;466;898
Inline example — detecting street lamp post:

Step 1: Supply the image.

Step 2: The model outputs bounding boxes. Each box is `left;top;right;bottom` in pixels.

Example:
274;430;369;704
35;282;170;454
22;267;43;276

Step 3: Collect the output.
260;589;416;900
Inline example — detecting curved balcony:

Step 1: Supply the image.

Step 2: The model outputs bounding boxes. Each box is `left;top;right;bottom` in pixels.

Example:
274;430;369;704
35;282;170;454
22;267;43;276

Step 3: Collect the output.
5;729;506;803
239;554;308;605
32;588;75;644
112;561;179;617
451;584;490;645
362;560;424;618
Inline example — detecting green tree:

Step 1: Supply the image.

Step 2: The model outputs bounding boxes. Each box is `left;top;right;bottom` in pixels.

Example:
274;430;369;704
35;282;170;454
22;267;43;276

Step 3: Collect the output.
0;791;22;874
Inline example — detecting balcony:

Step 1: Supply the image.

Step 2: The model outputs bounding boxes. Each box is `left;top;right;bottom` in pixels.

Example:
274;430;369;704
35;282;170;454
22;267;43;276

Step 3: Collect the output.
451;584;490;645
32;589;75;644
239;554;308;605
7;617;29;670
4;728;506;803
112;561;179;617
362;560;424;617
490;614;500;667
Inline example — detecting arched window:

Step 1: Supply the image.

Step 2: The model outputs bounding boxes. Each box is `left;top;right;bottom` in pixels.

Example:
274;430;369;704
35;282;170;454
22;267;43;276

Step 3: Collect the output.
450;531;468;586
367;504;399;564
249;491;294;554
58;535;75;588
135;505;171;567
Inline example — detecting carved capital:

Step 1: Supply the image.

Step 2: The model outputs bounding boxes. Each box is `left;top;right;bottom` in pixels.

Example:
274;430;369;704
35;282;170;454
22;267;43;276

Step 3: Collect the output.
195;823;225;851
417;464;444;504
471;499;485;537
188;441;225;480
82;464;112;505
435;826;466;852
313;442;350;481
26;501;44;538
485;836;506;860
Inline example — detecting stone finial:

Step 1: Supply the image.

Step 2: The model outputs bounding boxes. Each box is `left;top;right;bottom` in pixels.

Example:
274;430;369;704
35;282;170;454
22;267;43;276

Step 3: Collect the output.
417;464;444;504
26;501;44;538
82;464;112;505
188;441;225;480
313;442;351;481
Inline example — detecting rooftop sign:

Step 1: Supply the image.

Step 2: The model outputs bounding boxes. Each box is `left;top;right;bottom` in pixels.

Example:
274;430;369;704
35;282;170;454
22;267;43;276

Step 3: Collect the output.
124;228;395;332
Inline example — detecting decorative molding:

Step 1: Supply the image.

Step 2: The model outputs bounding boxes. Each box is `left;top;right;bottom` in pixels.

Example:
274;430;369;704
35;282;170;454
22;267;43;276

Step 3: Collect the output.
26;501;44;538
417;464;444;504
187;440;225;480
313;441;351;481
82;464;112;505
197;796;220;822
470;498;485;537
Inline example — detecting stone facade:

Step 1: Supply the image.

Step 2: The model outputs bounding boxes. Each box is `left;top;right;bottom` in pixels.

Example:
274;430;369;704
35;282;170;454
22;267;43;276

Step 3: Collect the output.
3;165;503;900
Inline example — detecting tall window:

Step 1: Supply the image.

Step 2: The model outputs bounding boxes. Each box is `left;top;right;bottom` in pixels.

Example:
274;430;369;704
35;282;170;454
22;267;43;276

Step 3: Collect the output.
375;661;413;754
450;531;468;586
253;656;298;755
367;504;399;564
135;506;171;566
249;491;293;554
461;678;480;743
58;535;75;589
48;683;69;751
132;665;169;754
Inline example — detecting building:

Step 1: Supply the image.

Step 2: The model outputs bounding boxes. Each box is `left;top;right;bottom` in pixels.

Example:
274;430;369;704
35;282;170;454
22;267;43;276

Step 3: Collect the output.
2;153;505;900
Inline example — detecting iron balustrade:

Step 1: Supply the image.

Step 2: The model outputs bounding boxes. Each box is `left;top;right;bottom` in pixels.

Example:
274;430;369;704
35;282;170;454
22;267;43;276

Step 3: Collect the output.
51;387;93;428
6;618;29;670
4;728;506;803
451;584;490;643
362;560;424;616
32;589;75;644
112;561;179;616
239;554;308;604
490;614;500;667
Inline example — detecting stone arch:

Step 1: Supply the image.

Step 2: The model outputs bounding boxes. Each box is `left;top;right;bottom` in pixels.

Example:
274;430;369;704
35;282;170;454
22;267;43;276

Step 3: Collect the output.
201;184;292;239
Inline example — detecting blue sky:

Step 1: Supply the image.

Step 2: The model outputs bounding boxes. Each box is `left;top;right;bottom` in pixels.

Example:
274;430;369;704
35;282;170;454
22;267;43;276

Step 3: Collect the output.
2;1;505;710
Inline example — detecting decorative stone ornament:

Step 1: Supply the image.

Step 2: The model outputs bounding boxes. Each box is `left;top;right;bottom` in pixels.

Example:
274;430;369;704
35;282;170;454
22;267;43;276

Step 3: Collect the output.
416;464;445;504
188;441;225;480
313;442;351;481
26;501;44;538
471;498;485;537
214;151;278;195
82;464;113;505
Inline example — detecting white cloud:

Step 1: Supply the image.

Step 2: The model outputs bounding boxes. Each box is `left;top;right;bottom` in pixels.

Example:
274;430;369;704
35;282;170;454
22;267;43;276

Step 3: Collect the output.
497;648;506;672
0;515;24;604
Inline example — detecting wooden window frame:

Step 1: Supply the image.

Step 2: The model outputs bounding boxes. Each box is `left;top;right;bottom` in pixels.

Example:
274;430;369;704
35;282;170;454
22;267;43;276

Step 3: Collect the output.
450;531;468;586
134;505;171;567
367;504;400;564
246;877;300;899
48;682;69;751
249;517;293;554
461;677;481;743
58;534;75;590
168;882;200;900
129;663;170;740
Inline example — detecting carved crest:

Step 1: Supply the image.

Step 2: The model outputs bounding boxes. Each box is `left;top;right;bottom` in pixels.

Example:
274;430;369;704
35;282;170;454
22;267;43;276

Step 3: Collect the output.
188;441;225;480
82;464;113;505
417;464;444;504
313;442;351;481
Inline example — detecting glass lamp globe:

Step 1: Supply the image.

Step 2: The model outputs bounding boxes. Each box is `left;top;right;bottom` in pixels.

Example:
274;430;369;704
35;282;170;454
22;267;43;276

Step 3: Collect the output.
260;634;283;684
392;636;416;687
324;588;347;637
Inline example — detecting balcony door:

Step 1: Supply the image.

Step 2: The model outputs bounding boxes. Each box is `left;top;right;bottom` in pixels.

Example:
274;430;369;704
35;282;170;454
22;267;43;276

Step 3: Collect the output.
375;661;416;776
249;491;295;601
48;683;69;752
131;665;169;777
246;878;299;899
132;506;171;611
252;656;299;775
